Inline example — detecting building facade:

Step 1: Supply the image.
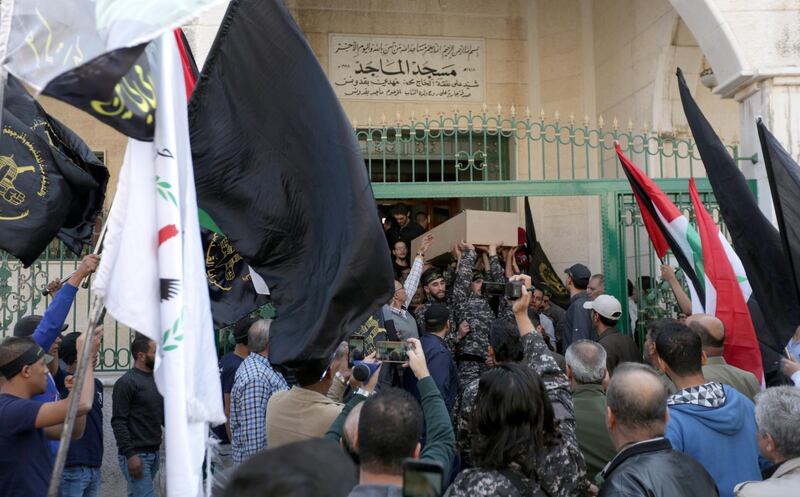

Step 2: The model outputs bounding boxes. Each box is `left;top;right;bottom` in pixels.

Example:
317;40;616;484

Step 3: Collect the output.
17;0;800;345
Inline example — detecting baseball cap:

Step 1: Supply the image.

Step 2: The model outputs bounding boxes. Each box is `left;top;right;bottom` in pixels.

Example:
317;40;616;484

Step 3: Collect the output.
425;303;450;331
583;294;623;320
565;263;591;286
421;268;444;286
471;270;486;282
13;315;68;337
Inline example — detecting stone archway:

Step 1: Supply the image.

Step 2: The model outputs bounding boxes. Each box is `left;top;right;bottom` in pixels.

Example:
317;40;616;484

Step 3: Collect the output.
668;0;750;97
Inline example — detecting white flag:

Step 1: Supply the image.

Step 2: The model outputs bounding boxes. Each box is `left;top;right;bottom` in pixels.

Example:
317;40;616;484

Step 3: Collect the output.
0;0;222;93
93;33;224;497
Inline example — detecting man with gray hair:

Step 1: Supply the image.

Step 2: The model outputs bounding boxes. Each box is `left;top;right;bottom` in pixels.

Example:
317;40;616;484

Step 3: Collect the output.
599;363;718;497
734;387;800;496
230;319;288;465
565;340;615;479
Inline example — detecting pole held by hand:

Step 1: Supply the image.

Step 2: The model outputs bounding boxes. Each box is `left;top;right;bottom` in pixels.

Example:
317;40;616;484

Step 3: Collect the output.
46;296;104;497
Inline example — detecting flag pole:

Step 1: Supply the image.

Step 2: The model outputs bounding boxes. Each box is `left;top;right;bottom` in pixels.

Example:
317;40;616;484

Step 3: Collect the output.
80;204;112;289
46;296;104;497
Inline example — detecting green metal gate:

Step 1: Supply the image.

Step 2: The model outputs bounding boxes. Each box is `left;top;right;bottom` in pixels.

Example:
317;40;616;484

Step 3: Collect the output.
1;109;756;368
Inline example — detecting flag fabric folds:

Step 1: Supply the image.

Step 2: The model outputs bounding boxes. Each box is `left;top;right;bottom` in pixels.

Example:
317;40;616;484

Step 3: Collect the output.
757;119;800;303
523;197;569;308
677;67;799;363
188;0;394;365
688;178;763;380
93;33;224;497
0;0;223;139
0;74;108;265
174;28;269;329
615;143;706;312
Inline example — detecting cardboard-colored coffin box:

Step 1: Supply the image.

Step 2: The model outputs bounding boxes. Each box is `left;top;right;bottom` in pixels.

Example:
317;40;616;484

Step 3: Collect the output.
410;210;519;262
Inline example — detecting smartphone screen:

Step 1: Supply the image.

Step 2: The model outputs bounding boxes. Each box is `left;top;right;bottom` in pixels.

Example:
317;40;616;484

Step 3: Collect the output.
403;459;443;497
348;337;365;366
376;340;408;363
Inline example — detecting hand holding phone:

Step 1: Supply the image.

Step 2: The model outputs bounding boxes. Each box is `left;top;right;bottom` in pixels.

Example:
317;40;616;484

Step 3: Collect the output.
403;459;443;497
348;337;365;367
376;340;410;363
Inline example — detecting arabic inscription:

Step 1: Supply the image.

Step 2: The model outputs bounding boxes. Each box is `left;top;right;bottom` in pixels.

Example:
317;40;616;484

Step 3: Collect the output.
330;35;485;102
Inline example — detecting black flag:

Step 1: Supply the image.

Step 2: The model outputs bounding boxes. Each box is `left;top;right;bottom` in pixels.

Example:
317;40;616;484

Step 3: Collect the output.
757;119;800;302
524;197;570;308
172;29;268;329
200;211;270;329
43;46;155;141
677;67;798;366
1;75;108;266
189;0;394;365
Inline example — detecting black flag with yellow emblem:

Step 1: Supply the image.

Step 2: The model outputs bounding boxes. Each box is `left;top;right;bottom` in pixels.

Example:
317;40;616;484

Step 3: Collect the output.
0;75;108;266
524;197;570;308
200;209;270;329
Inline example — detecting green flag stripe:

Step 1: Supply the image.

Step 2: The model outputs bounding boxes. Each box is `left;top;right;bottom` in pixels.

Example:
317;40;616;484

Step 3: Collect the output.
685;224;706;293
198;208;224;235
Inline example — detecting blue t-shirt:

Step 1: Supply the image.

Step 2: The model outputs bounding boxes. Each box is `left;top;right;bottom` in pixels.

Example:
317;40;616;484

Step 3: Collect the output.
0;394;52;497
55;372;104;468
211;353;245;443
32;370;62;458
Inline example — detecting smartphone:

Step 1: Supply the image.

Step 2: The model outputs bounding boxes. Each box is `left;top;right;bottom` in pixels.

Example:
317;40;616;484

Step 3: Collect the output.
348;337;365;367
376;340;409;363
402;459;444;497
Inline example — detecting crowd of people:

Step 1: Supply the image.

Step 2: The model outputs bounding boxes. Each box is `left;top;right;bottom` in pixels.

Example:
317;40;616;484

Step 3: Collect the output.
2;203;800;497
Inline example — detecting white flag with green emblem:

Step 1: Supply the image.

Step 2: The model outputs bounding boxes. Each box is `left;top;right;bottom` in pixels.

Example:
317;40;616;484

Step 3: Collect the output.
93;33;224;497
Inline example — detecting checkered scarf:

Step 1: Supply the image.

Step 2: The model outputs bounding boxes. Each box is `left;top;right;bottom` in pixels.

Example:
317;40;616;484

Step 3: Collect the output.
668;381;726;408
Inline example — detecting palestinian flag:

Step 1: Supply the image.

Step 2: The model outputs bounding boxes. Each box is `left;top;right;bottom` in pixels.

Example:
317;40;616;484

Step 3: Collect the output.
615;143;706;312
677;67;797;376
689;178;763;380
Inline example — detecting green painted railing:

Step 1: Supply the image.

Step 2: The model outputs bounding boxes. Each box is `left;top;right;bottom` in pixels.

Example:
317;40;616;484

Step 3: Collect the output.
356;109;746;186
1;113;749;367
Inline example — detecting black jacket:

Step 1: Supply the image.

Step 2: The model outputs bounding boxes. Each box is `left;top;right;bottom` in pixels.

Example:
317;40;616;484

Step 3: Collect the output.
599;438;718;497
596;327;642;376
565;292;595;346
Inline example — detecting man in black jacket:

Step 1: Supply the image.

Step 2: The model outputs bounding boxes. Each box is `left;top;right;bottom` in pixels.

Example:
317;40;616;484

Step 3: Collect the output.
112;334;164;497
582;295;641;376
599;362;718;497
564;264;595;347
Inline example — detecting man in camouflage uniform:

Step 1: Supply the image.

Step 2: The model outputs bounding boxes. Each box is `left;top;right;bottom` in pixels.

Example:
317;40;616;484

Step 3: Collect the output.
414;267;460;346
455;274;590;497
448;244;512;394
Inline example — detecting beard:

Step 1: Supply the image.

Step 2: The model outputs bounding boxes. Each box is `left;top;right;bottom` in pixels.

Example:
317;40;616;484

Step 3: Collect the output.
145;356;156;370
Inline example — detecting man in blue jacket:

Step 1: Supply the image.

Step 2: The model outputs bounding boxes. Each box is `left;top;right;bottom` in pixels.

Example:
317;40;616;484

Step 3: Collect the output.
402;303;458;413
653;319;761;497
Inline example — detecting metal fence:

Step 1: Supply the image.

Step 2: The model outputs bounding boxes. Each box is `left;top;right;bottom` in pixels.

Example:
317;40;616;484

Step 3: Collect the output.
0;240;139;371
619;190;734;345
1;112;748;367
356;109;745;185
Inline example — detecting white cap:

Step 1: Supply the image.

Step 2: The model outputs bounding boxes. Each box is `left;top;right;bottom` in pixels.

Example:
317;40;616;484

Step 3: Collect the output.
583;294;622;320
